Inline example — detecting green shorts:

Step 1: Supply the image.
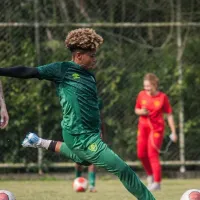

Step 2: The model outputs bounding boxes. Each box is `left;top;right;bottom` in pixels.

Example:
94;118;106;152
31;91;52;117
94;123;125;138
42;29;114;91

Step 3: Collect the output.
61;131;104;165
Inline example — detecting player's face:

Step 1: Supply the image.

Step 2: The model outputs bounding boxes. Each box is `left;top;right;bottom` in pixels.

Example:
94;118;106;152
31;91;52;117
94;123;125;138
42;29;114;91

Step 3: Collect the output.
143;80;157;95
81;50;97;69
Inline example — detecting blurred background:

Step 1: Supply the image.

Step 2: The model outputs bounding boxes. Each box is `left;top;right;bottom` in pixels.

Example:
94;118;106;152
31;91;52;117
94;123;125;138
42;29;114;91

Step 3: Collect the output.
0;0;199;176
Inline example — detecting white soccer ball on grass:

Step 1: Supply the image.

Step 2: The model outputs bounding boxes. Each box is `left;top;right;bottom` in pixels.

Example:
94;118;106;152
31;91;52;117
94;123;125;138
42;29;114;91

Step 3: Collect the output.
73;177;88;192
0;190;16;200
180;189;200;200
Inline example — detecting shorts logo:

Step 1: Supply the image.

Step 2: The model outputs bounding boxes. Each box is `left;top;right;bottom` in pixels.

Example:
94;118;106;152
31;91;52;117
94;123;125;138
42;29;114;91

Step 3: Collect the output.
88;143;97;152
72;73;80;79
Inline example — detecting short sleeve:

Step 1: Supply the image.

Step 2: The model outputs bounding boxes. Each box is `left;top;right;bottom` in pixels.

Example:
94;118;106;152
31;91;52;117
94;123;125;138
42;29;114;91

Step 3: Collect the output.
163;94;172;114
37;62;63;82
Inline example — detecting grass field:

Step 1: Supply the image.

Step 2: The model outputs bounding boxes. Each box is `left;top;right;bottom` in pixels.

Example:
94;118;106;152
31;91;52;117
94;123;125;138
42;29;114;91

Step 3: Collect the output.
0;179;199;200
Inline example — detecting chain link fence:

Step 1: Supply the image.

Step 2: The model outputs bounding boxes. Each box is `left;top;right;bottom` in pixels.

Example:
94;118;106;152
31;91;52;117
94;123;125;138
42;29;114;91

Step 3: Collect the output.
0;0;200;172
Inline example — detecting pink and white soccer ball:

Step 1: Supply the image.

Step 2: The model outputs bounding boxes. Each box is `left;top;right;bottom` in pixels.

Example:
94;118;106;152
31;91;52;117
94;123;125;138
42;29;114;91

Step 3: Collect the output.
73;177;88;192
0;190;16;200
180;189;200;200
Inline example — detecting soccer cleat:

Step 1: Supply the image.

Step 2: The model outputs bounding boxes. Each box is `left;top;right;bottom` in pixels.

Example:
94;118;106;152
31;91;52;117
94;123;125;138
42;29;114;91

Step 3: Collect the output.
22;132;41;148
147;175;154;188
89;186;97;193
148;182;161;191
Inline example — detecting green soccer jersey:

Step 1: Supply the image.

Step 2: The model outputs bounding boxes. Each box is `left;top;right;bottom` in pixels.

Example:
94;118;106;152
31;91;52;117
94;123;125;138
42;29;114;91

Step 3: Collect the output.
37;61;100;135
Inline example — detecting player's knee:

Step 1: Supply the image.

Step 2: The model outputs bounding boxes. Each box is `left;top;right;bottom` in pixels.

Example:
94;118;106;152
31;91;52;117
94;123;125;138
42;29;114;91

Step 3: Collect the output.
137;151;147;160
75;163;83;170
148;152;159;160
117;163;130;175
116;164;136;181
88;164;95;171
148;154;160;165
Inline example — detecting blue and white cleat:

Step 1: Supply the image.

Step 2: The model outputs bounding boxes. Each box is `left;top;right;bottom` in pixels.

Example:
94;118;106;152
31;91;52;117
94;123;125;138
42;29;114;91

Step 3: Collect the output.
22;132;41;148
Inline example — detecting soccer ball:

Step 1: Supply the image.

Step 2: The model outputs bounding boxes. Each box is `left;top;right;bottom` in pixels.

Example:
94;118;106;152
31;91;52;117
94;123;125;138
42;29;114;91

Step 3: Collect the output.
180;189;200;200
73;177;88;192
0;190;16;200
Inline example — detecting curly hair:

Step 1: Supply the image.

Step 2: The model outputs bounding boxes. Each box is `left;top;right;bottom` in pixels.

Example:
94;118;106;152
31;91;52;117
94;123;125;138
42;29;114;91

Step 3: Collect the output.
144;73;159;88
65;28;103;52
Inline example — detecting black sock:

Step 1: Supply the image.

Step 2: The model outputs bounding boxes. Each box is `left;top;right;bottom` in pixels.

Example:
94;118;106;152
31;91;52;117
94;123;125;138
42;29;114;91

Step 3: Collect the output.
48;141;57;152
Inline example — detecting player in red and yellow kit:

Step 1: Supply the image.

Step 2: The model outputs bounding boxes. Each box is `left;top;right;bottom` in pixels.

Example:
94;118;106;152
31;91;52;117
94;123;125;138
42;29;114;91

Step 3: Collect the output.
135;73;178;191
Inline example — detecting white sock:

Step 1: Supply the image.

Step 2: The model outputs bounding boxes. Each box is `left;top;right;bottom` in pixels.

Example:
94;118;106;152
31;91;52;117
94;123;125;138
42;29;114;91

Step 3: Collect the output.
40;139;52;150
147;175;153;187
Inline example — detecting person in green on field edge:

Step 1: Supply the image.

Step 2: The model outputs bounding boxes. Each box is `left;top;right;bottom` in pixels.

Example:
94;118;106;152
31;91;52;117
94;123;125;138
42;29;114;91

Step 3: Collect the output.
0;28;156;200
75;97;105;192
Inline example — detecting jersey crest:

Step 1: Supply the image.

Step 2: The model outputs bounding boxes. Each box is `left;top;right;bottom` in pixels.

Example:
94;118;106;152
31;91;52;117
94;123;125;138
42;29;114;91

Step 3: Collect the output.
88;143;98;152
154;100;160;107
141;100;147;105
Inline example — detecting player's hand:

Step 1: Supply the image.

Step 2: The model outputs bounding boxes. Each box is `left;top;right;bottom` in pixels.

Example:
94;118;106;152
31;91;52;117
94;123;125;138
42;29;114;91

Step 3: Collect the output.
140;107;149;115
169;133;178;143
0;107;9;129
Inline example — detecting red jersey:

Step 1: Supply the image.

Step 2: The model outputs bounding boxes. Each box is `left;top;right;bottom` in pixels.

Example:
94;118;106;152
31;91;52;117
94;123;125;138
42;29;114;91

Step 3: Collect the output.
135;90;172;132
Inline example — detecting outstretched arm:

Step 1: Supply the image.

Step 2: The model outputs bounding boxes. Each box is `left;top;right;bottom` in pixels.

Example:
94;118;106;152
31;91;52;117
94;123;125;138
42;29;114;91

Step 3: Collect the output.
167;113;178;142
0;81;9;128
0;66;39;79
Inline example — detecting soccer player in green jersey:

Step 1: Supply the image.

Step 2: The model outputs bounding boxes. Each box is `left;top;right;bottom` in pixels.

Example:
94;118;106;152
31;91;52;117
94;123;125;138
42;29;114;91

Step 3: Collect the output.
0;28;155;200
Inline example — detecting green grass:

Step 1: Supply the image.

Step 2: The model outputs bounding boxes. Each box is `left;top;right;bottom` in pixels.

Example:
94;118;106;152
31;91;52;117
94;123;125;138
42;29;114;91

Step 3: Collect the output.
0;179;199;200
